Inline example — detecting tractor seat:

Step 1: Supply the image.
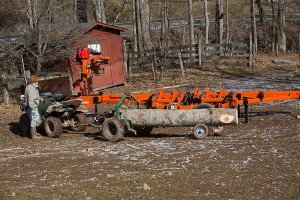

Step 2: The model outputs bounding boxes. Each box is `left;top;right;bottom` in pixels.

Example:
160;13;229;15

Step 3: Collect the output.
62;99;82;107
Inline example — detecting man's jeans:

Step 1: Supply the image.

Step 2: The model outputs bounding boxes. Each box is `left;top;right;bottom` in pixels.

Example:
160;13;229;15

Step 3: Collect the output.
26;107;40;128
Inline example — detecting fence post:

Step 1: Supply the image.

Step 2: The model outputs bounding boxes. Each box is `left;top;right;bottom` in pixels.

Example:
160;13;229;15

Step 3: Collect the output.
151;53;157;82
178;52;186;76
128;52;132;82
198;32;202;68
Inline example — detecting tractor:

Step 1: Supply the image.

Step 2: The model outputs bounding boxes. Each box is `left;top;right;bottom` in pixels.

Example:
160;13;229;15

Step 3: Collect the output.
19;92;88;138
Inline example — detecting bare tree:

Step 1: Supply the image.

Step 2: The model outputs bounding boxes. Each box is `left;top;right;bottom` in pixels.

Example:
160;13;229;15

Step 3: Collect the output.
92;0;106;23
132;0;138;52
225;0;230;44
188;0;195;45
74;0;87;23
250;0;257;54
26;0;38;29
133;0;152;52
160;0;169;80
161;0;169;50
215;0;224;44
277;0;286;52
139;0;152;50
135;0;143;52
113;0;128;24
255;0;268;51
204;0;209;44
13;0;81;75
270;0;276;52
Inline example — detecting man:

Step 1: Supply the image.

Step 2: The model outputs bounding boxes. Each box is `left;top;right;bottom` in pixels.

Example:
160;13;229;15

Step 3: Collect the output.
25;75;42;139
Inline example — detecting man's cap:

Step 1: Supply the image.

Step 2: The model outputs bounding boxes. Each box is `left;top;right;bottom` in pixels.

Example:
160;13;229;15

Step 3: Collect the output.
30;75;39;83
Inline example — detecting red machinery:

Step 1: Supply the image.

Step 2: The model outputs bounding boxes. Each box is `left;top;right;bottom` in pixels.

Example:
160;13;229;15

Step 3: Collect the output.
71;45;300;123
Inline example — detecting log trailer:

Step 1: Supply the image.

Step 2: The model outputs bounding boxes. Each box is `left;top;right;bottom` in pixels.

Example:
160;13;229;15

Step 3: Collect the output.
70;45;300;141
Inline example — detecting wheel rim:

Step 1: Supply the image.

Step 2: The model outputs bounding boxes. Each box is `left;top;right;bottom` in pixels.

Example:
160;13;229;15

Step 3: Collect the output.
195;126;206;137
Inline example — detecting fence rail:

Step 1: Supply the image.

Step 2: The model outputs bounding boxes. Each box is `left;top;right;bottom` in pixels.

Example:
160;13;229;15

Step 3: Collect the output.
127;41;254;81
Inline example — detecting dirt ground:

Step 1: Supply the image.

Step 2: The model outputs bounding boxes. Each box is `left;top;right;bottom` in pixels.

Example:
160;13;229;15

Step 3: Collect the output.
0;54;299;200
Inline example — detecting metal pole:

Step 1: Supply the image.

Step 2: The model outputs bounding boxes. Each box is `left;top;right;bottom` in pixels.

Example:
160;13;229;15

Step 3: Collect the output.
244;99;249;123
238;104;241;118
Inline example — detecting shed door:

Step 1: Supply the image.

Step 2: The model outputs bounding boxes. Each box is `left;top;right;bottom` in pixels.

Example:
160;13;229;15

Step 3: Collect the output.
92;39;113;89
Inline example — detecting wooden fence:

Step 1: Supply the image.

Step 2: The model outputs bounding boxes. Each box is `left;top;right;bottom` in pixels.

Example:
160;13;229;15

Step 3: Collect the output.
127;41;254;81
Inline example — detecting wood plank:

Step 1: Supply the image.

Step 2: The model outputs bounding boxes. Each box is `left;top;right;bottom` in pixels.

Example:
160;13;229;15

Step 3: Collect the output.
202;43;248;48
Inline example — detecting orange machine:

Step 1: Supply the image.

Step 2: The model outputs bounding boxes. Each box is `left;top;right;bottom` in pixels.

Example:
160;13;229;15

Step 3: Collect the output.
70;46;300;123
75;45;110;95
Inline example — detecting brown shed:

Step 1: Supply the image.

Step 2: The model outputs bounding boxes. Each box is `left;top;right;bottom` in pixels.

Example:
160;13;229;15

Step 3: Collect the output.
70;22;127;93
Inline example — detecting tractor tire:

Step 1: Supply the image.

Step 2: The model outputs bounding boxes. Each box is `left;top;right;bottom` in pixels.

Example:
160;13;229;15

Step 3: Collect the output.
134;126;153;137
44;116;62;138
19;113;30;136
102;118;124;142
70;112;87;132
193;123;209;139
195;103;213;109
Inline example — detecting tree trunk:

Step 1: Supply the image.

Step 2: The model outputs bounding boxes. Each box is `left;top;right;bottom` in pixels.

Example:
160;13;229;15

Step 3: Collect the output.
271;1;277;52
215;0;224;44
139;0;152;51
26;0;38;29
161;0;169;77
135;0;143;52
161;0;169;50
92;0;106;23
255;0;267;51
250;0;257;54
277;0;286;52
204;0;209;44
188;0;195;45
44;0;54;23
132;0;138;52
75;0;87;23
225;0;230;44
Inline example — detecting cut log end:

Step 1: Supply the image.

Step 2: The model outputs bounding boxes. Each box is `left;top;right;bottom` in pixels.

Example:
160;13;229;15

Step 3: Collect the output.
218;114;235;124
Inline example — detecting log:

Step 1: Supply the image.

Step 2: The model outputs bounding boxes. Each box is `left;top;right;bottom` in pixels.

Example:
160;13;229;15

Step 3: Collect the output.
272;59;297;65
120;108;238;127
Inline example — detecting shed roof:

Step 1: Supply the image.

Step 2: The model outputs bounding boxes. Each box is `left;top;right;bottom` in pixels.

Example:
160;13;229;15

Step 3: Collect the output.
84;22;127;33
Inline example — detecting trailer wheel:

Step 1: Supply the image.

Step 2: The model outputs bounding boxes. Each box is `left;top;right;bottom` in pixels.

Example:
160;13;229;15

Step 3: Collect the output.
44;116;62;138
19;113;30;136
102;118;124;142
195;103;213;109
70;112;87;132
193;123;209;139
135;126;153;137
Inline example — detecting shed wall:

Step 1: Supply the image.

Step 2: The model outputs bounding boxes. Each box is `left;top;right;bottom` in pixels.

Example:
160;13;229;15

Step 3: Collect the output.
70;28;126;94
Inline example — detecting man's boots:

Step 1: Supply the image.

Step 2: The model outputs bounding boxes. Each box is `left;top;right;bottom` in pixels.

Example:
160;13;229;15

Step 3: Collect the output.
30;127;42;139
